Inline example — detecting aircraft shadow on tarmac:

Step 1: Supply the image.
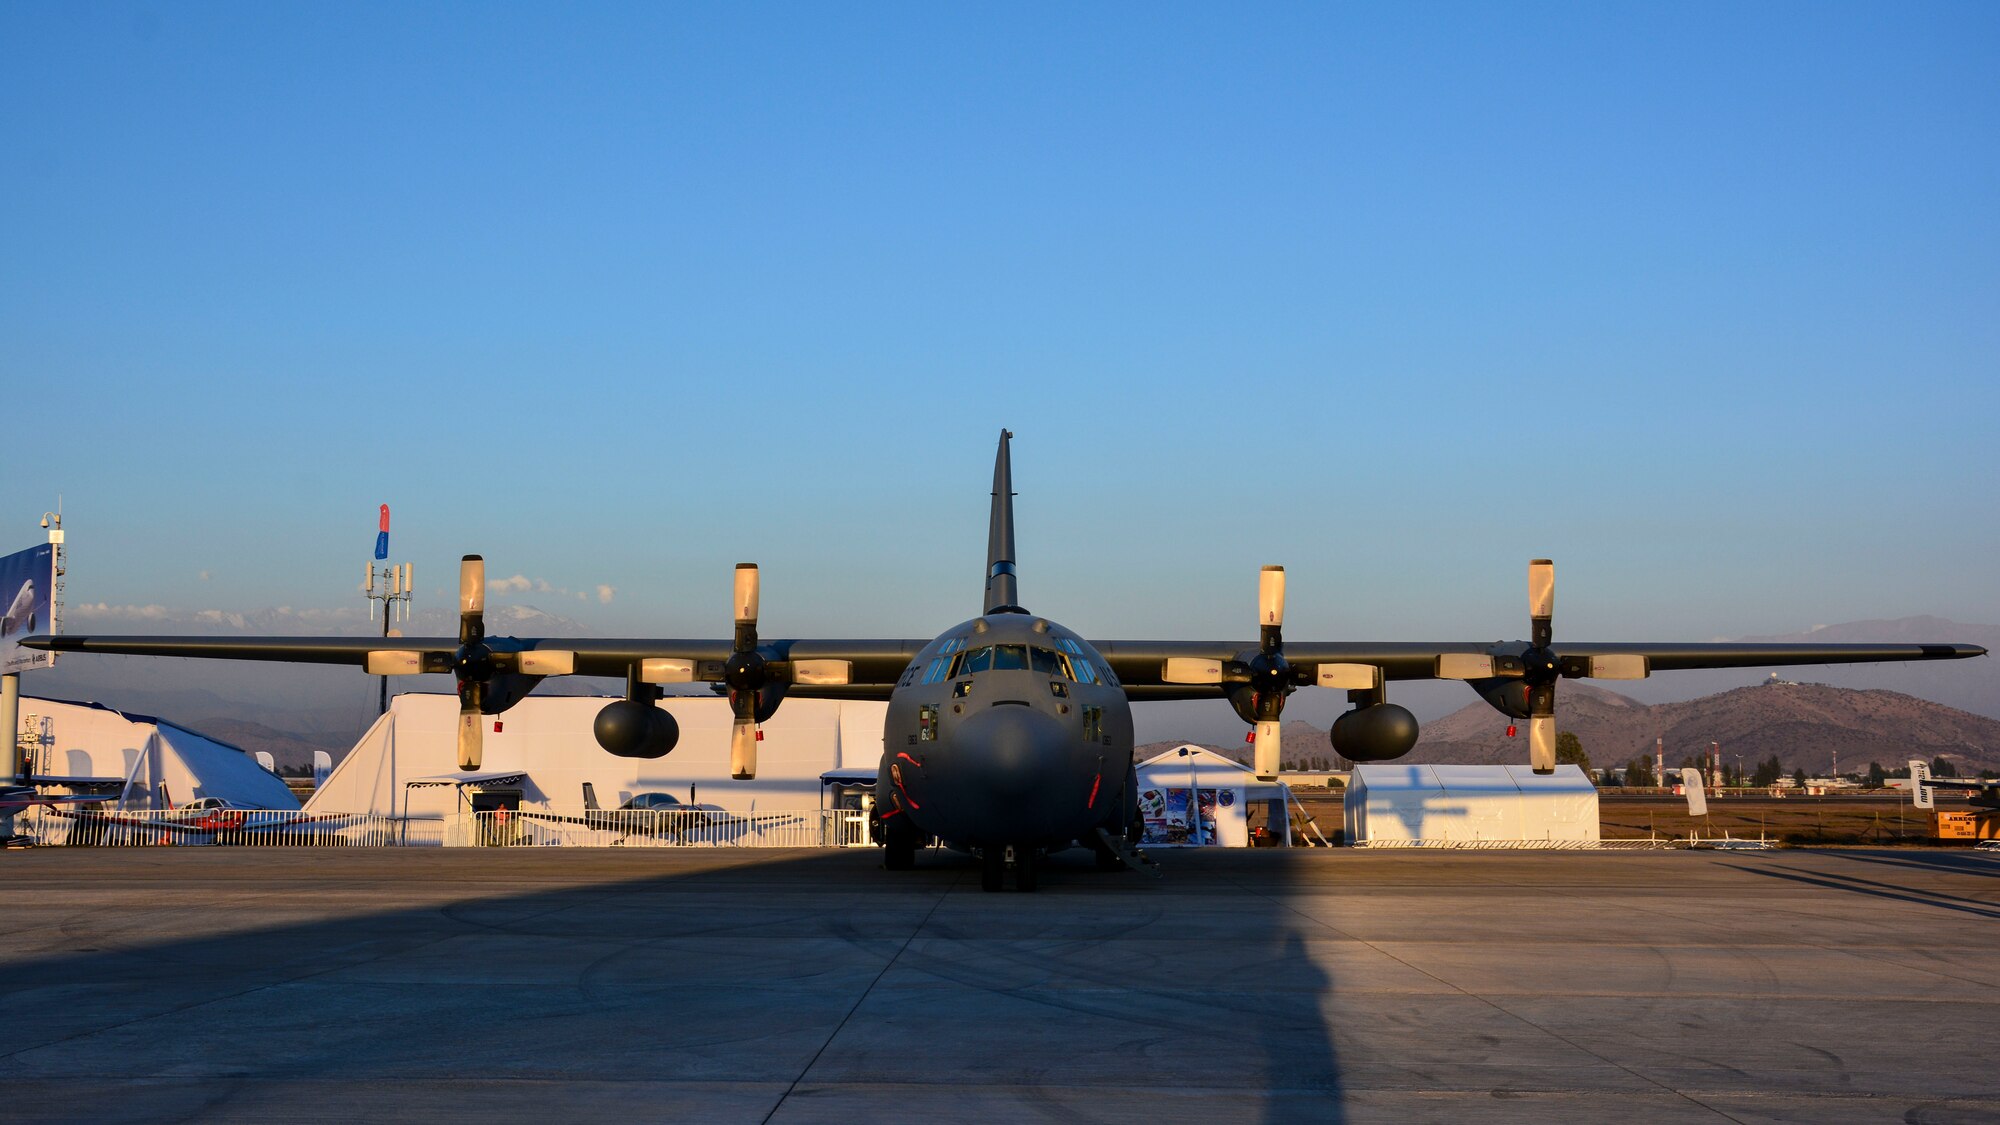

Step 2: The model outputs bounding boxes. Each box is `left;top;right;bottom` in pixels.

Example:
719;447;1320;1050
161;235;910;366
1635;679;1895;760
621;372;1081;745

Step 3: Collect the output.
0;847;1348;1125
1721;852;2000;921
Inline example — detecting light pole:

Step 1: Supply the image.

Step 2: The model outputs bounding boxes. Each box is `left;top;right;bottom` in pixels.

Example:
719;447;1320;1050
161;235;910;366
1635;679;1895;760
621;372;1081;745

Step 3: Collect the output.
365;559;413;715
364;504;412;716
1178;746;1203;846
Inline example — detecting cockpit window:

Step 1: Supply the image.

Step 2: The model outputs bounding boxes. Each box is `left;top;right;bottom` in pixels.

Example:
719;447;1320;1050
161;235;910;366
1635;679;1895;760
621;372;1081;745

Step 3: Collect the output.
954;645;1078;680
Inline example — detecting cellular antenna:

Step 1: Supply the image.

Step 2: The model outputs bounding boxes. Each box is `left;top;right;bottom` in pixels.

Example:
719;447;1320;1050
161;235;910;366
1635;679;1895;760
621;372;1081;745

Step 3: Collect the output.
364;503;413;715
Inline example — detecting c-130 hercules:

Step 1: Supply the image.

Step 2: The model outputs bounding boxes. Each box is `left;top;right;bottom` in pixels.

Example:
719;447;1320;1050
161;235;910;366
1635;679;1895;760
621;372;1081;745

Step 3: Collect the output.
26;431;1986;890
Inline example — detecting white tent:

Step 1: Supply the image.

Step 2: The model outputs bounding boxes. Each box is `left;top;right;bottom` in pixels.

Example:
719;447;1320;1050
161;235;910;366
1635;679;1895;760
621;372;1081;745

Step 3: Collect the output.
1133;745;1294;847
1343;763;1598;846
15;696;300;811
305;692;887;819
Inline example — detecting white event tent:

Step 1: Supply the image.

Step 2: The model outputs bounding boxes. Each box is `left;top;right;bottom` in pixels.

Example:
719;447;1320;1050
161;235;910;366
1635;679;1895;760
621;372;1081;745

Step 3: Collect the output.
305;692;887;821
1133;745;1295;847
16;696;301;812
1343;763;1598;846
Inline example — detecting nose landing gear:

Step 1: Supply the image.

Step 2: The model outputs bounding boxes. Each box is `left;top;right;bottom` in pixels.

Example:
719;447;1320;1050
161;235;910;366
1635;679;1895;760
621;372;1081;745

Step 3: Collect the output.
980;845;1038;892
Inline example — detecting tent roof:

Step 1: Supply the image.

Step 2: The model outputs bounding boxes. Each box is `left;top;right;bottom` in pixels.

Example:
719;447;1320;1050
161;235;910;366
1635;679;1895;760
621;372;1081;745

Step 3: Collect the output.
1136;745;1293;800
405;771;529;788
1137;745;1256;773
820;767;878;783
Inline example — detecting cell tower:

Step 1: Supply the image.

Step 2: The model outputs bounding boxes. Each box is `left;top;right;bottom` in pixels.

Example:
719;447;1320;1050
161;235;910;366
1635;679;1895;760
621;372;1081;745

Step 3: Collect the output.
363;504;413;716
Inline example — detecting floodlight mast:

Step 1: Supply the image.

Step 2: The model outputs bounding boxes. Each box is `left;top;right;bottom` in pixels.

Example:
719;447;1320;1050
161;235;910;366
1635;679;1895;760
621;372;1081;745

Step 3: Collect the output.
3;507;63;841
365;505;413;716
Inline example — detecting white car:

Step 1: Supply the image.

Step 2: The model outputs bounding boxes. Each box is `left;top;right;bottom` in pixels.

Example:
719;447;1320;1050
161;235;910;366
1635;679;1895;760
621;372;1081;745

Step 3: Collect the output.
1975;840;2000;852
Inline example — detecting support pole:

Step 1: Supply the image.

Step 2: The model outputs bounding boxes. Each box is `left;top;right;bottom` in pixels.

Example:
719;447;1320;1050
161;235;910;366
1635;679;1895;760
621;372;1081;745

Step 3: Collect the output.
0;672;20;841
379;594;391;716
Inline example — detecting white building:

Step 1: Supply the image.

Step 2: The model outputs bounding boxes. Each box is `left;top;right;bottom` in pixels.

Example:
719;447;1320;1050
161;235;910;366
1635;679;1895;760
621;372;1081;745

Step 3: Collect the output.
305;692;887;822
1343;763;1598;846
16;696;300;811
1133;745;1298;847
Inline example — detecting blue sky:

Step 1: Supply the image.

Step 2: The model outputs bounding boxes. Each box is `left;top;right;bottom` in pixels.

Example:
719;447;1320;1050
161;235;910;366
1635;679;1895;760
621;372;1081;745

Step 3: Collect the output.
4;2;1996;650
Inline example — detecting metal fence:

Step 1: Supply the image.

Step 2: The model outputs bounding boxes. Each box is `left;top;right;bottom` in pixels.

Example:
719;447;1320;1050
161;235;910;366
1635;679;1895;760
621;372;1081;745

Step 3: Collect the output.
16;806;855;849
1351;837;1682;850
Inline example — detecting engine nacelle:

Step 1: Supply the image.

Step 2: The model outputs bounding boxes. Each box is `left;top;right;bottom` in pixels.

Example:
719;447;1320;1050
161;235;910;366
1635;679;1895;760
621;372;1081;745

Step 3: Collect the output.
593;699;681;759
1470;677;1532;720
1330;703;1419;763
476;673;543;715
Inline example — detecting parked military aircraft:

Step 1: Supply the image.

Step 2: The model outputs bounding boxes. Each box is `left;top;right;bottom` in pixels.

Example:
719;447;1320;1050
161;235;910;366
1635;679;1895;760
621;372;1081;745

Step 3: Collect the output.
23;431;1986;890
1910;761;2000;812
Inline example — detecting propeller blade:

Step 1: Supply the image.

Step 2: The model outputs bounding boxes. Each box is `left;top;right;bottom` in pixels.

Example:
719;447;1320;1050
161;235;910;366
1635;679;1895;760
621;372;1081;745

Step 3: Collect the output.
365;650;428;676
1577;653;1649;680
1258;566;1286;628
1436;653;1497;680
1314;663;1382;691
734;563;760;627
1528;713;1557;774
1252;720;1282;780
640;658;696;684
788;659;851;686
517;650;576;676
1528;559;1554;649
1163;657;1226;685
729;721;758;780
461;555;485;617
457;707;483;771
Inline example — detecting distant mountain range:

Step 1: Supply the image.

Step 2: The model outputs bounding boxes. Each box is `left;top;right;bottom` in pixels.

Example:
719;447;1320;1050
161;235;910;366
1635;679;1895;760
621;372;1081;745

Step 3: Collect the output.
1142;680;1999;777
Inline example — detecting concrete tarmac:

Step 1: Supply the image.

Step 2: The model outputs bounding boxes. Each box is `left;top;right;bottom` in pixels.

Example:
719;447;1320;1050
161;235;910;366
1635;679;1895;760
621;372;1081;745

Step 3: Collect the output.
1;846;1996;1124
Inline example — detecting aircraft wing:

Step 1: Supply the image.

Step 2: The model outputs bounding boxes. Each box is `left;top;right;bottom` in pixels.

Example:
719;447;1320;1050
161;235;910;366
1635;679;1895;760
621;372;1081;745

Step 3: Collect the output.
1095;641;1988;700
0;787;118;813
21;635;930;700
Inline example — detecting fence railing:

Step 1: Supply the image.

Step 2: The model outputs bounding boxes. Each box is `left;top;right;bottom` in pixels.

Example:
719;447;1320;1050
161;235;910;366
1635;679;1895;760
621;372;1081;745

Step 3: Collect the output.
16;806;855;849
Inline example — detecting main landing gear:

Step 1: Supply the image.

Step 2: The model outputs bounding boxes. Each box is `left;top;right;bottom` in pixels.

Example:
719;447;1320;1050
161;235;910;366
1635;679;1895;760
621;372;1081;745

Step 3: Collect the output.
881;813;919;871
981;845;1037;892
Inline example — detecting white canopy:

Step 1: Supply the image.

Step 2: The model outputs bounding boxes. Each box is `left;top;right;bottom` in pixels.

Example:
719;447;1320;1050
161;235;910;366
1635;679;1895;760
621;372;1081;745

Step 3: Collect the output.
305;692;887;819
1343;763;1598;845
1134;745;1294;847
16;696;300;811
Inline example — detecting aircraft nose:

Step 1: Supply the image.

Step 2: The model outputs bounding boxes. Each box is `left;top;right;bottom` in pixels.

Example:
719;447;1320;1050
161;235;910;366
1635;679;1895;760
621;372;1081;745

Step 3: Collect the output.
954;705;1071;797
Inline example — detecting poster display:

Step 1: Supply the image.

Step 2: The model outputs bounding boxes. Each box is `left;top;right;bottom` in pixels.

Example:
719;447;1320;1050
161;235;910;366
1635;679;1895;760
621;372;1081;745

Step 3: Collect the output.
0;543;55;673
1138;785;1246;846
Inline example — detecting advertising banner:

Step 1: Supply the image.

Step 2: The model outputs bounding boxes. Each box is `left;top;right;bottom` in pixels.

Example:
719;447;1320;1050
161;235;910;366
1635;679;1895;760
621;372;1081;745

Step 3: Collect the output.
0;542;56;673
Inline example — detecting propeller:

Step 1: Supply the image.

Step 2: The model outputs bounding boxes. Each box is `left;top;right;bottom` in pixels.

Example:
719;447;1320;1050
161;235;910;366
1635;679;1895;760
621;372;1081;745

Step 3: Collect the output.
360;554;586;771
1431;560;1654;774
455;555;491;771
725;563;763;780
1524;558;1558;774
1161;566;1298;780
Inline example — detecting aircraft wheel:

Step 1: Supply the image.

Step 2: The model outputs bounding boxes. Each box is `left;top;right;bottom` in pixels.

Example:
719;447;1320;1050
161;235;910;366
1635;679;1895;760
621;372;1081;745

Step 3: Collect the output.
882;815;918;870
1014;848;1038;892
980;848;1005;892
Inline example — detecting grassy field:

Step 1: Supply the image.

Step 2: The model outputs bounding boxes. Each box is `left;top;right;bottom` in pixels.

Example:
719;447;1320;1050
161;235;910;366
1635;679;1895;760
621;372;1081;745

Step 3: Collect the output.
1291;792;1985;846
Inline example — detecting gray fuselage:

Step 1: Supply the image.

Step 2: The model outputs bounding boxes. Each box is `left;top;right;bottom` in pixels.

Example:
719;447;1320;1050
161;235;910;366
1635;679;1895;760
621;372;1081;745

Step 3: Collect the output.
879;612;1133;850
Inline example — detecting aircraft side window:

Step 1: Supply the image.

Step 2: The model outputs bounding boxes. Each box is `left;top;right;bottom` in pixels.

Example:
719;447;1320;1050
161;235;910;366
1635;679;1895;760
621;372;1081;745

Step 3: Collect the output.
1071;658;1098;684
992;645;1028;671
1029;647;1066;677
921;657;953;684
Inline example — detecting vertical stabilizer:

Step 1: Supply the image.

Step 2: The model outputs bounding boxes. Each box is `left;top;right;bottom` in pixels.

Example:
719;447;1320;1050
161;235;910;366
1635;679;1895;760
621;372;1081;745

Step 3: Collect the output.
984;429;1025;614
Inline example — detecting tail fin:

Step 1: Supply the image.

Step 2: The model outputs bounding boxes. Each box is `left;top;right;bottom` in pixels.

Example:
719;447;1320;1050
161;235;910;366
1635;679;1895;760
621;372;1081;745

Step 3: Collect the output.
1910;760;1933;810
582;782;601;811
984;429;1025;614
